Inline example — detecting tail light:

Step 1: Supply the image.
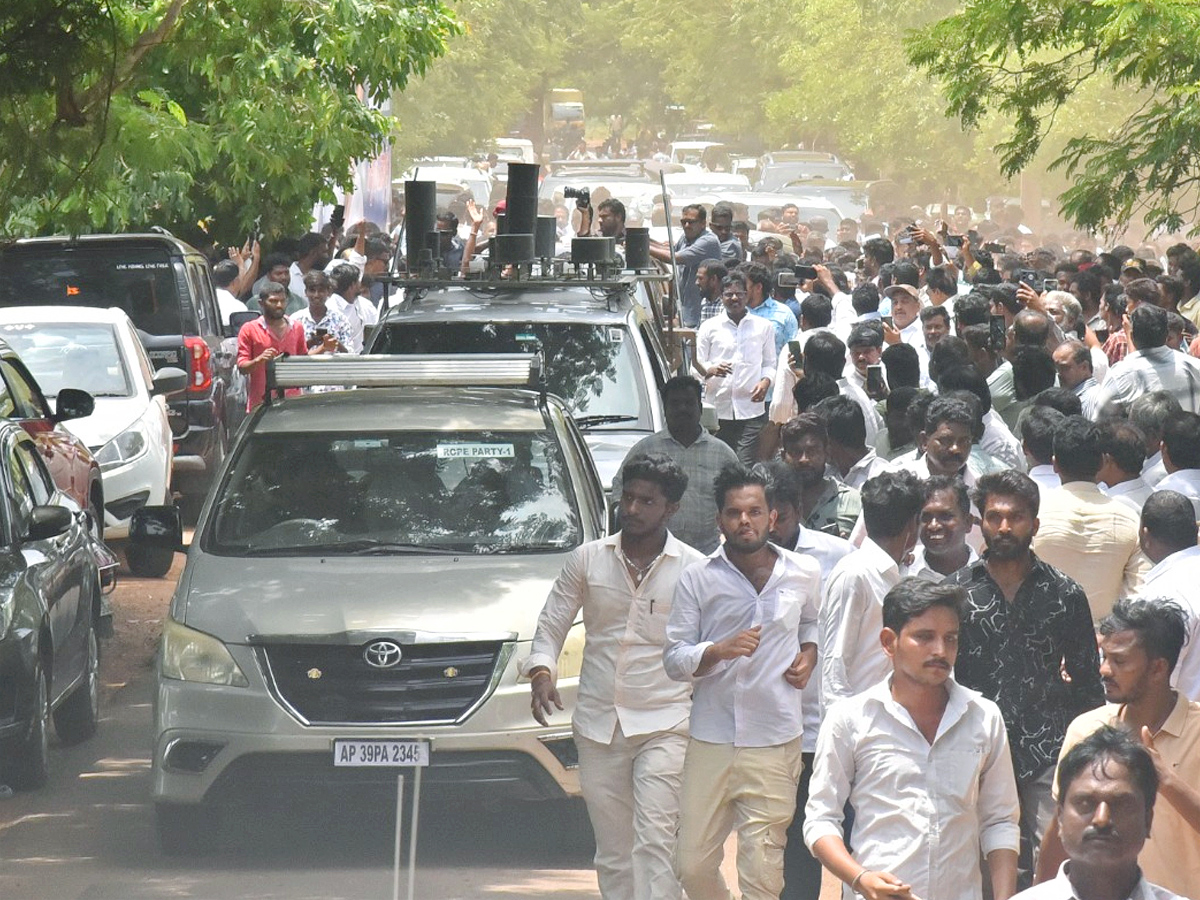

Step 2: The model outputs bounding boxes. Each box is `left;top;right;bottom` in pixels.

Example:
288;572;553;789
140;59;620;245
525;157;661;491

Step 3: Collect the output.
184;337;212;393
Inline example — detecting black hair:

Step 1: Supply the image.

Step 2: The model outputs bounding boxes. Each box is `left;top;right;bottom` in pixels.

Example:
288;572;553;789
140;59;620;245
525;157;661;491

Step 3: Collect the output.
1162;412;1200;469
936;368;993;415
924;473;972;516
793;372;840;412
1140;490;1200;550
1012;346;1057;401
713;461;768;511
803;332;848;379
258;281;286;301
682;203;707;223
742;261;773;294
1056;726;1158;814
953;291;991;328
882;578;967;634
920;305;952;326
847;321;884;349
1098;420;1146;476
863;236;894;268
928;336;971;383
1032;387;1083;417
851;283;881;316
302;268;331;289
780;411;828;451
1020;406;1066;466
882;343;921;389
264;251;292;272
862;469;924;539
296;232;325;257
925;267;958;298
699;259;728;281
597;197;625;220
328;262;360;295
905;389;936;437
892;261;920;288
814;395;867;449
662;374;703;406
800;294;833;328
1130;304;1169;349
761;459;803;510
973;469;1041;519
622;452;689;504
1099;598;1189;674
212;259;239;288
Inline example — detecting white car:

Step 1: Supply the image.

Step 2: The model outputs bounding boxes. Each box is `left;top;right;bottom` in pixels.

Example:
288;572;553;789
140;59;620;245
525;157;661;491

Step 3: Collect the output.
0;307;186;575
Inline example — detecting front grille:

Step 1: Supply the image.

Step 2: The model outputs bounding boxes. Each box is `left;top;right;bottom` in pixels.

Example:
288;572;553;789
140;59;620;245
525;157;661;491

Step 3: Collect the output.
260;640;505;725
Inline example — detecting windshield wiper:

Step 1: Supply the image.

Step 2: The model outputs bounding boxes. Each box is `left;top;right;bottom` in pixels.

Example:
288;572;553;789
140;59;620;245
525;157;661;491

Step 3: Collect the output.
574;414;639;429
240;540;460;556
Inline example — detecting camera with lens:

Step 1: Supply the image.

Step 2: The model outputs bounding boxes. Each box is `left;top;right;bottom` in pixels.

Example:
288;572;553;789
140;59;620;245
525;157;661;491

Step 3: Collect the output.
563;186;591;209
777;264;820;287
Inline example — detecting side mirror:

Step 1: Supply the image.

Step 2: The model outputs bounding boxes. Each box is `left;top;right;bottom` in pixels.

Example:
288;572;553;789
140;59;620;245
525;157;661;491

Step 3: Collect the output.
54;387;95;423
151;366;189;397
227;310;259;338
130;505;185;553
27;505;72;541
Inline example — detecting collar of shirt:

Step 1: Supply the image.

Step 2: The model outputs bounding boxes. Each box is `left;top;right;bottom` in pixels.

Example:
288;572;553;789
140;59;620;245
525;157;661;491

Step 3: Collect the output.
863;674;975;743
1052;863;1167;900
907;543;979;581
1145;544;1200;585
1072;376;1098;395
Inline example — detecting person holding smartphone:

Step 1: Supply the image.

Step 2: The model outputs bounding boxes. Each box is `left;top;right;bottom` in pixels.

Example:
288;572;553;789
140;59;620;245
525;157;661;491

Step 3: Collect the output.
296;269;352;355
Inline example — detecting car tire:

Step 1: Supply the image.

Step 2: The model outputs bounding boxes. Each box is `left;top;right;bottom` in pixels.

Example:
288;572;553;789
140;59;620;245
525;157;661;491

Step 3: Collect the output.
155;802;218;855
4;664;50;790
53;621;100;744
126;543;175;579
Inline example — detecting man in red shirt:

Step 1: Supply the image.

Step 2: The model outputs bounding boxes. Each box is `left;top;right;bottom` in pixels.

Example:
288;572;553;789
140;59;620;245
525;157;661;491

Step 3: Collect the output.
237;283;308;411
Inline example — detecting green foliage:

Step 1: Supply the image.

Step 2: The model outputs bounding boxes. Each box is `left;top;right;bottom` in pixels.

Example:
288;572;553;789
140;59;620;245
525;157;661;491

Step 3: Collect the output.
907;0;1200;232
0;0;459;243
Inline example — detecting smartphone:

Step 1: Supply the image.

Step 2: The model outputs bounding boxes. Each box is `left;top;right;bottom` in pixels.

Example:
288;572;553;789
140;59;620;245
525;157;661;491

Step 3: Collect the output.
794;264;819;281
330;204;345;231
787;340;804;370
881;315;894;329
989;314;1007;352
898;234;915;245
944;234;964;248
1043;278;1058;293
866;364;885;395
983;242;1007;254
1017;268;1041;291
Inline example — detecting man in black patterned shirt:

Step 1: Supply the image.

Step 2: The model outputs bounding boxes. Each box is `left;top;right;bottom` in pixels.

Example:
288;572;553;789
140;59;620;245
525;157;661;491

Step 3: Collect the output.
950;470;1104;889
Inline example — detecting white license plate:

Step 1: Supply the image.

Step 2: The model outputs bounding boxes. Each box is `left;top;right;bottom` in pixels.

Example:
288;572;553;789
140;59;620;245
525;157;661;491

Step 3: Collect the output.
333;739;430;767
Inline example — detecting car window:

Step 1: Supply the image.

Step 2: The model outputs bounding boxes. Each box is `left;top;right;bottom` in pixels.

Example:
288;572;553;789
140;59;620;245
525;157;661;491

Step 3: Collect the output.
125;322;157;390
0;323;132;399
0;358;54;418
14;438;54;507
207;428;583;556
188;259;216;334
0;245;185;336
6;438;36;533
375;321;653;430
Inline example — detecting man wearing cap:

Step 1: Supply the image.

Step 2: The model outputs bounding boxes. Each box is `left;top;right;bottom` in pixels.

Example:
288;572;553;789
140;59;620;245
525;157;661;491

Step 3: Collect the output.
883;283;928;376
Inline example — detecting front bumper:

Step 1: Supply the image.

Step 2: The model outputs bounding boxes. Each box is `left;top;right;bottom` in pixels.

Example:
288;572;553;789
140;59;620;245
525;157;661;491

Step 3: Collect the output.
151;640;581;806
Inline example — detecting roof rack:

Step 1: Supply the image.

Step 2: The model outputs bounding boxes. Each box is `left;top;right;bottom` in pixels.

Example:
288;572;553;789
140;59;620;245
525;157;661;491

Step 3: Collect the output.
264;353;543;398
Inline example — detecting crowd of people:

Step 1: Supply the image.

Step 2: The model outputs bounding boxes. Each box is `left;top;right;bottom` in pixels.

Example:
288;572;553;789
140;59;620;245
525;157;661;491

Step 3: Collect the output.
521;207;1200;900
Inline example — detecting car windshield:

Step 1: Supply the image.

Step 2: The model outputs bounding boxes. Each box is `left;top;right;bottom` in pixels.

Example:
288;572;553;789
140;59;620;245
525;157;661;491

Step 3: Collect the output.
207;429;582;555
758;161;852;189
0;246;184;336
374;321;652;429
0;322;132;398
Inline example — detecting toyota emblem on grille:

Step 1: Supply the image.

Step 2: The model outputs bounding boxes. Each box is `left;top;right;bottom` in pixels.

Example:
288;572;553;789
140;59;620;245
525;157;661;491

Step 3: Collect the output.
363;640;403;668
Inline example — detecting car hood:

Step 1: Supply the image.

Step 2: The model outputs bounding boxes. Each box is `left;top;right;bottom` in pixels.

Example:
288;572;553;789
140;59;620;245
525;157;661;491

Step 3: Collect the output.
583;431;646;492
179;551;572;644
62;396;145;448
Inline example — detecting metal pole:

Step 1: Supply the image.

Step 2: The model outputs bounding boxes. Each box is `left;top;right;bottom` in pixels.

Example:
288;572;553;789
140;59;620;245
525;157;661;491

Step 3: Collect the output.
393;773;405;900
659;169;682;331
407;765;423;900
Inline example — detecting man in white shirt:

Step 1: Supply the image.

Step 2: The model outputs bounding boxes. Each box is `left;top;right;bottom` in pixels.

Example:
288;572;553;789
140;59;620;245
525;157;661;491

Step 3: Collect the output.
525;453;705;899
762;460;854;900
1095;305;1200;418
665;463;821;900
1137;491;1200;700
326;262;378;354
882;283;927;367
821;470;924;709
1015;727;1187;900
211;259;248;326
1020;406;1065;497
1097;420;1154;513
813;395;894;490
696;271;777;464
906;475;979;582
1153;412;1200;517
805;579;1021;900
1131;392;1183;488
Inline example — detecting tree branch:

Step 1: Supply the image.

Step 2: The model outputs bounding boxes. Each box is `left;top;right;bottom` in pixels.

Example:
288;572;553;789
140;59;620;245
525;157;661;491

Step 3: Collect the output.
77;0;187;117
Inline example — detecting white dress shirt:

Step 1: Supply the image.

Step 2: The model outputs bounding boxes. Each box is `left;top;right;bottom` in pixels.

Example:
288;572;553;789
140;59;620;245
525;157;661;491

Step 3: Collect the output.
664;543;821;747
215;287;247;326
1028;464;1062;495
981;409;1027;472
696;311;777;421
1154;468;1200;518
1143;451;1168;487
1013;865;1187;900
328;292;379;353
904;543;979;583
1100;476;1154;512
838;448;895;491
819;538;901;709
791;526;855;753
1140;544;1200;701
523;533;706;743
804;677;1021;900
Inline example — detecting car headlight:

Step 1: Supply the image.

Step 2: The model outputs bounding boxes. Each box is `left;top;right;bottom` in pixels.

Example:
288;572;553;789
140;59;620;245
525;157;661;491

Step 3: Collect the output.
94;424;148;471
160;617;249;687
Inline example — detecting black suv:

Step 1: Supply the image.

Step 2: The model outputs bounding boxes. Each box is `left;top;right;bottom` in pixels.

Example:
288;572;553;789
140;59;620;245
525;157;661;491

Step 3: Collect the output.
0;234;241;505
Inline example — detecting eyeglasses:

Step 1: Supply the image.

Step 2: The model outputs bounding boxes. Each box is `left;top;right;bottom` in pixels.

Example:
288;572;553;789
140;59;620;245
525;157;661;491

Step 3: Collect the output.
722;291;747;300
680;218;700;226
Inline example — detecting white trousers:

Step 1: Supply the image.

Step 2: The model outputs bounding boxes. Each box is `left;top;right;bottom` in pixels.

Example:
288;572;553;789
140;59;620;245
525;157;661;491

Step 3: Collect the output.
575;723;688;900
675;737;804;900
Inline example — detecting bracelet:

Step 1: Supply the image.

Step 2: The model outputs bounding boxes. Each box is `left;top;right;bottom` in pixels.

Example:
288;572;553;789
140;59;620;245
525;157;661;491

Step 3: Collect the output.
529;669;551;684
850;870;869;894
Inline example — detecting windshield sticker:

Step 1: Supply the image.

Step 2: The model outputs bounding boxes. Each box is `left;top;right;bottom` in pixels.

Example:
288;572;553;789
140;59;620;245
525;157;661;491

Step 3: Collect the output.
608;327;624;343
113;262;172;270
436;443;515;460
515;332;538;343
